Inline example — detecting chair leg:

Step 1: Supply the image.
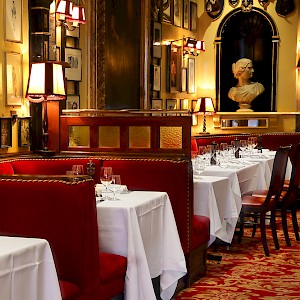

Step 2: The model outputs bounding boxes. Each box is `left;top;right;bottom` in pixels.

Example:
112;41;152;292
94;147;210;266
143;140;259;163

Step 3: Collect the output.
238;213;245;244
260;213;270;256
281;207;291;247
291;206;300;241
252;213;258;237
270;210;279;250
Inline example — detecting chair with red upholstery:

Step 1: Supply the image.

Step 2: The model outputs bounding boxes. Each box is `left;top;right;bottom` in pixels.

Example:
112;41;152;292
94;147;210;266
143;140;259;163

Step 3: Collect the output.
238;145;291;256
0;175;127;300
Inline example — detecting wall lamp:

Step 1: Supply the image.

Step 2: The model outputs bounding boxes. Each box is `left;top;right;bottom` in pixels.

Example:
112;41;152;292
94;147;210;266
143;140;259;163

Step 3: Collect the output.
184;37;205;56
55;0;86;31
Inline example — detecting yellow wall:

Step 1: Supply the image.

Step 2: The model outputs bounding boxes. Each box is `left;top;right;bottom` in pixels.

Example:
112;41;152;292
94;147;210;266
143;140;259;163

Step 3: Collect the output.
0;0;30;154
162;0;300;134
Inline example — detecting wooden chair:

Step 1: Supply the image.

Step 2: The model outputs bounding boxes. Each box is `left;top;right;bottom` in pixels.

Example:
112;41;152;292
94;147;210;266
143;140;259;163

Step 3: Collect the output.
277;143;300;246
238;145;291;256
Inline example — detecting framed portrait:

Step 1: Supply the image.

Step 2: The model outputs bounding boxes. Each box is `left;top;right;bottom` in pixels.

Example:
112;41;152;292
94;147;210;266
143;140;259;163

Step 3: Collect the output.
0;118;12;148
173;0;182;27
66;95;80;109
162;0;172;24
18;117;31;147
183;0;190;29
5;0;22;42
190;1;197;32
65;48;82;81
187;58;195;94
180;98;189;110
153;65;161;91
181;68;187;92
166;98;177;110
5;52;23;106
151;98;163;109
153;21;162;58
205;0;224;19
166;44;182;93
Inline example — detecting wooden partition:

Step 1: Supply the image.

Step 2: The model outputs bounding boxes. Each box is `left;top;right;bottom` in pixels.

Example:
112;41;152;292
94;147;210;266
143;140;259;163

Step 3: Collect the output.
60;110;192;159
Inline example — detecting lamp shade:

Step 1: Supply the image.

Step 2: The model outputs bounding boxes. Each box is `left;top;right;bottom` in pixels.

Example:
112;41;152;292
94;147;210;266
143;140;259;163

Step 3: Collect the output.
26;62;66;103
194;97;215;114
56;0;73;18
67;4;86;24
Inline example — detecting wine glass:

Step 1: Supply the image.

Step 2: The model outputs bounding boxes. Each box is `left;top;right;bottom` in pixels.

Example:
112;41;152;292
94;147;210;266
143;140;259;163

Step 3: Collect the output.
110;175;122;200
72;165;84;175
239;140;248;158
100;167;113;199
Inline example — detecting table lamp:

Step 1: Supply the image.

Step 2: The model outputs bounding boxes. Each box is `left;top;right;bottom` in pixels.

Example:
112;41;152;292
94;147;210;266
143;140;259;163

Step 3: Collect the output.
194;97;215;134
26;61;66;155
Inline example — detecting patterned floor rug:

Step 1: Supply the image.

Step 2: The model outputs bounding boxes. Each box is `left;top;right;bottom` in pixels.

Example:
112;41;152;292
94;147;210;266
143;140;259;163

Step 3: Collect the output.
175;213;300;300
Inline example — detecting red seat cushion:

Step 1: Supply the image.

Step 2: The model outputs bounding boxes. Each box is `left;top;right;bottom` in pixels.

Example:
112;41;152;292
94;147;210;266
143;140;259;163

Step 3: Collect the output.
0;162;14;174
191;215;210;250
99;252;127;284
59;280;80;300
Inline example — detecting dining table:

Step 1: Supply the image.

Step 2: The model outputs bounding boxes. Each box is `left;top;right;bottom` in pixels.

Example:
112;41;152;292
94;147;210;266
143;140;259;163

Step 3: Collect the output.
0;236;62;300
192;149;286;245
96;190;187;300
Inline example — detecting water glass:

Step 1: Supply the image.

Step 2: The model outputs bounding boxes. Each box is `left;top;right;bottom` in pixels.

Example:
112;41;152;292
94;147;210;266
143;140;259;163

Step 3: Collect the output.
72;165;84;175
111;175;122;200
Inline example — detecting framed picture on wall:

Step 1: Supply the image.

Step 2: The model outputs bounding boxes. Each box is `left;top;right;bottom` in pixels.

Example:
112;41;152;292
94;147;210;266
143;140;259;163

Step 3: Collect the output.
173;0;182;27
166;98;177;110
153;21;162;58
5;52;23;106
66;95;80;109
190;1;197;32
183;0;190;29
153;65;161;91
0;118;12;148
5;0;22;42
152;98;163;109
187;58;195;94
181;68;187;92
18;117;31;147
162;0;172;24
180;98;189;110
65;48;82;81
166;44;182;93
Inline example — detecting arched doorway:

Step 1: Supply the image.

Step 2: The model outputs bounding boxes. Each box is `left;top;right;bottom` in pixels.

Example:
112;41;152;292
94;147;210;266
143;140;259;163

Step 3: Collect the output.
215;8;279;112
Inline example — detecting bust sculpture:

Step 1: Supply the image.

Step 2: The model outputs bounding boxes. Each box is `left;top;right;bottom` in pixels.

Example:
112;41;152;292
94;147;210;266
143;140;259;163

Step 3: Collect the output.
228;58;264;112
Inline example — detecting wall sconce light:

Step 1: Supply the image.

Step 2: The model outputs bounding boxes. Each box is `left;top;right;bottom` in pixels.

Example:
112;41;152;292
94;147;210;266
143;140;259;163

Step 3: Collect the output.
184;37;205;56
55;0;86;31
193;97;215;134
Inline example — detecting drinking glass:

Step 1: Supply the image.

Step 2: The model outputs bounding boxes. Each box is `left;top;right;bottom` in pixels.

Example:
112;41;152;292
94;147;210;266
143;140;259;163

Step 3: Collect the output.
240;140;248;158
111;175;122;200
100;167;113;199
72;165;84;175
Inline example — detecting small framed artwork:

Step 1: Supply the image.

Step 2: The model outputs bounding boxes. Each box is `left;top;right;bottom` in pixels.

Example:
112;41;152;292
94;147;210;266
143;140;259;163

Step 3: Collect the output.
0;118;12;148
162;0;172;24
187;58;195;94
152;98;163;109
167;44;182;93
66;95;80;109
153;65;161;91
153;21;162;58
183;0;189;29
192;99;198;112
180;98;189;110
18;117;31;147
181;68;187;92
173;0;182;27
190;1;197;32
206;0;224;19
5;0;22;42
166;98;177;110
65;48;82;81
5;52;23;106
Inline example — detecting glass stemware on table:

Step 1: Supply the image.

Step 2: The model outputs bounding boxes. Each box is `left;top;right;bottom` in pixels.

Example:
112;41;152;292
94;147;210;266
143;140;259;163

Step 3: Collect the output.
72;165;84;175
100;167;113;200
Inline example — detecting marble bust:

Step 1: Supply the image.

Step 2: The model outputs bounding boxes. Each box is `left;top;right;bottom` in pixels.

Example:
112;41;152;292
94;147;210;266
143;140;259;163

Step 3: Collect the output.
228;58;264;111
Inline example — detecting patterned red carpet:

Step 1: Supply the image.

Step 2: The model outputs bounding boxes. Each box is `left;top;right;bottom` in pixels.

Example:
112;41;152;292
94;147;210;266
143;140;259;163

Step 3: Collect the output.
176;213;300;299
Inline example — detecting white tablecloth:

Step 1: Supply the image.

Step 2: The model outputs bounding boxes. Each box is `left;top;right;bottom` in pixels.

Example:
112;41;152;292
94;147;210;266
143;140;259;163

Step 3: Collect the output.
0;236;62;300
194;176;240;245
96;191;187;300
